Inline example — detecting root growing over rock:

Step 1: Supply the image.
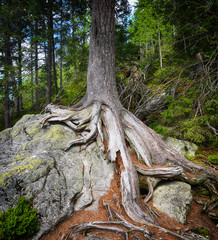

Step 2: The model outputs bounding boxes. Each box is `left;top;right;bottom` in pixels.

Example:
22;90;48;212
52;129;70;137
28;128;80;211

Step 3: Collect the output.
41;100;217;238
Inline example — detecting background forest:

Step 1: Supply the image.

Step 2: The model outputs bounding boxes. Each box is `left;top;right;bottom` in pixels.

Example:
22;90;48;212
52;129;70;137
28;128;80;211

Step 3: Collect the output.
0;0;217;148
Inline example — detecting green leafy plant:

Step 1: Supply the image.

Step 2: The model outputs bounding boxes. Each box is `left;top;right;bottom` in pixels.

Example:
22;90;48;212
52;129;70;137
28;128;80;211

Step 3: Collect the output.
208;154;218;164
184;154;195;161
0;197;39;240
194;227;209;239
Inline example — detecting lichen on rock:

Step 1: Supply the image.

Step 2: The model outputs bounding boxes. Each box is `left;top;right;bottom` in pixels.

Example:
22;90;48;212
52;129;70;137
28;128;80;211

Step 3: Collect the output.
0;114;114;239
153;181;193;224
158;134;198;157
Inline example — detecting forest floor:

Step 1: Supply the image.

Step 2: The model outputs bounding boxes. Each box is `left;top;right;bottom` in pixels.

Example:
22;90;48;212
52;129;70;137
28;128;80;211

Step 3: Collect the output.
41;148;218;240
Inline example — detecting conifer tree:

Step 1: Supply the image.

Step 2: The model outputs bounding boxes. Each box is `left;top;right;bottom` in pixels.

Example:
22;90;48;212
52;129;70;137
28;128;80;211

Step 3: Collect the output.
41;0;217;227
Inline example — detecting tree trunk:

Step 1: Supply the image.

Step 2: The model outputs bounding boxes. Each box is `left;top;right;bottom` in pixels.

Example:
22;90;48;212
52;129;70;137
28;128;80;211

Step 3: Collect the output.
215;32;218;82
86;0;120;107
60;37;63;89
51;8;58;94
47;42;52;105
30;44;34;108
46;0;53;105
60;0;63;89
4;37;11;128
52;34;58;93
157;20;163;68
35;39;40;112
151;32;155;54
4;79;10;129
41;0;217;231
18;38;23;111
183;35;187;53
71;0;77;68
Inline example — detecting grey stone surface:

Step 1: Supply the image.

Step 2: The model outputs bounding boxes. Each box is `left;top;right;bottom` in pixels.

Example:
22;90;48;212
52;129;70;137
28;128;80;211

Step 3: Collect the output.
0;114;114;239
159;134;198;157
153;181;193;224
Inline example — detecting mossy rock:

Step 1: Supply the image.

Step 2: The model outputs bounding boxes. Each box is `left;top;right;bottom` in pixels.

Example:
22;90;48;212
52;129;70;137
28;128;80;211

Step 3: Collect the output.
0;114;114;240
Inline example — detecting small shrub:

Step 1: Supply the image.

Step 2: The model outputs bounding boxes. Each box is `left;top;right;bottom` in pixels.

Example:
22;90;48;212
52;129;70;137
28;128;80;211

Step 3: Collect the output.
149;124;171;136
208;154;218;164
194;227;209;239
0;197;39;240
184;154;195;161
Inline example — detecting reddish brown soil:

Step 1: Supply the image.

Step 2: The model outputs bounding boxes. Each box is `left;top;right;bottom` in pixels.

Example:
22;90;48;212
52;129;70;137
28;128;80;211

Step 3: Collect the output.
41;146;218;240
41;173;217;240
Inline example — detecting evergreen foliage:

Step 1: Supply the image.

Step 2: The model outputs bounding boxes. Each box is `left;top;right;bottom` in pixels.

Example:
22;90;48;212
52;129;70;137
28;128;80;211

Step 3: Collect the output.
123;0;217;147
0;0;217;149
0;197;39;240
208;154;218;164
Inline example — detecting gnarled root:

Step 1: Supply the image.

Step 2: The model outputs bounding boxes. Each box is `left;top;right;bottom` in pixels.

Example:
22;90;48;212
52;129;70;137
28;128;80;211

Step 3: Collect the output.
61;203;194;240
41;101;217;228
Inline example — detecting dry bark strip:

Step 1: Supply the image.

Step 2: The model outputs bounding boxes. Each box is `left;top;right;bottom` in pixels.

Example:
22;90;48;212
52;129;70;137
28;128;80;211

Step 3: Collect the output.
41;101;217;228
61;220;154;240
60;204;195;240
39;1;217;239
40;0;217;231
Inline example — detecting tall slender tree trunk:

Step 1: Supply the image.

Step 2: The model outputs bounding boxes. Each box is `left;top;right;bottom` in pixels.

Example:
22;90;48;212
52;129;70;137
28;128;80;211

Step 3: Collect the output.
18;38;23;111
71;0;77;68
151;32;155;54
47;42;52;105
30;45;34;108
183;35;187;53
35;21;40;112
140;42;144;60
13;79;19;113
52;35;58;93
4;78;10;128
4;38;11;128
215;32;218;82
60;23;63;89
60;0;63;89
51;5;57;94
46;0;53;105
157;20;163;68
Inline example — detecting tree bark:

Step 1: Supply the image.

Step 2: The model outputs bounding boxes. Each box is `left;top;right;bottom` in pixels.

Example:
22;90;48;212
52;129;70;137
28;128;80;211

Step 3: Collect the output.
3;37;11;128
51;9;58;94
60;0;63;89
41;0;217;229
151;32;155;54
46;0;53;105
35;40;40;111
215;32;218;82
30;44;34;108
52;35;58;93
157;20;163;68
86;0;120;108
18;38;23;111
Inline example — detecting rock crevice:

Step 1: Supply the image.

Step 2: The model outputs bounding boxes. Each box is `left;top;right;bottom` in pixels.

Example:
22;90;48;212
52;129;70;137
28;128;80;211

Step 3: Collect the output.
0;114;114;239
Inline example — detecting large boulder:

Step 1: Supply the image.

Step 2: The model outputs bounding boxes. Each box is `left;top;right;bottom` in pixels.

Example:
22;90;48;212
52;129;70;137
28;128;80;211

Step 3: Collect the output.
0;114;114;239
153;181;193;224
159;135;198;157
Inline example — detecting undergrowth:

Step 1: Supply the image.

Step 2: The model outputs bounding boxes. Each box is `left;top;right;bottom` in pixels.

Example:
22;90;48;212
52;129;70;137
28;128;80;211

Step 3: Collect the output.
185;150;218;168
0;197;39;240
149;96;218;147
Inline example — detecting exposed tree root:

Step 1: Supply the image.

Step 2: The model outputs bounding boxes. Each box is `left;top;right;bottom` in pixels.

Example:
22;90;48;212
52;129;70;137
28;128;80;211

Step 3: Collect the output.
41;100;217;237
60;202;198;240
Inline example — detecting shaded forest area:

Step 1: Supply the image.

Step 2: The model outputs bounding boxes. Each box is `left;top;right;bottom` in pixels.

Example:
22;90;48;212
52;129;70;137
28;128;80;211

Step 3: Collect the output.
0;0;217;149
